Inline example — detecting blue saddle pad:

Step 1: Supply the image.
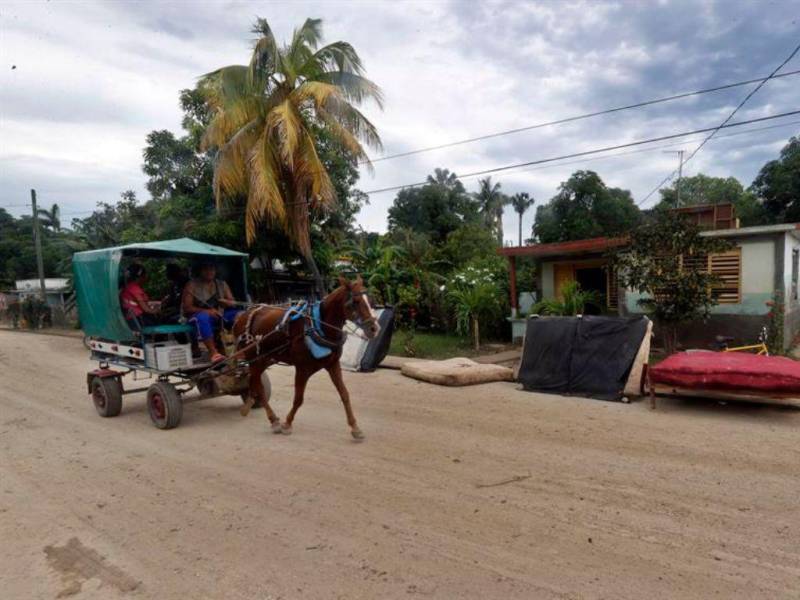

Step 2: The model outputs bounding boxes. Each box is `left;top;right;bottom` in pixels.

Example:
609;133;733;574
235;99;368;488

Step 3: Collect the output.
303;302;333;359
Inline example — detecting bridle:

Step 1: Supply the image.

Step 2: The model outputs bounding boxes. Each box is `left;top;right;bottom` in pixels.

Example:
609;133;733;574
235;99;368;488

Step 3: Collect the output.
344;288;378;332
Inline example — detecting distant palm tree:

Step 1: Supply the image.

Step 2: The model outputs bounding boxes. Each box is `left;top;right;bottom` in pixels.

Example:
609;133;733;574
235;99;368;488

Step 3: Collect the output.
475;177;508;245
200;17;383;293
37;203;61;232
510;192;534;246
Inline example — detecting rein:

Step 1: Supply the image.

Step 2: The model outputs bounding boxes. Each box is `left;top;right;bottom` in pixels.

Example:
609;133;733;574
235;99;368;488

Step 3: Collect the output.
193;286;375;382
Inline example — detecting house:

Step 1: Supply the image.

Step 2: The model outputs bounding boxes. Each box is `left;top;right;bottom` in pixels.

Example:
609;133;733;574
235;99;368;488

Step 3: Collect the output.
499;205;800;350
9;278;71;308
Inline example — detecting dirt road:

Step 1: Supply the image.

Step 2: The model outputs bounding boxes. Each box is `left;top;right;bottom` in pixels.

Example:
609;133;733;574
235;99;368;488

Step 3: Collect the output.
1;331;798;599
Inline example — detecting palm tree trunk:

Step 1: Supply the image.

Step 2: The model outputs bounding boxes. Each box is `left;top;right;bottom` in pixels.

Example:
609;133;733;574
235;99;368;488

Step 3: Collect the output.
305;252;325;298
518;212;523;246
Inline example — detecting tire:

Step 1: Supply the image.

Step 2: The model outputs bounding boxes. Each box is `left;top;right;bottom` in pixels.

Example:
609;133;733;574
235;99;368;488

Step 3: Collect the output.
91;376;122;418
146;382;183;430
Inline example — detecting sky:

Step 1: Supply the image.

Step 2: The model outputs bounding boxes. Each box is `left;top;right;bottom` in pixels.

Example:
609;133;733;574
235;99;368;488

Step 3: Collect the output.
1;0;799;243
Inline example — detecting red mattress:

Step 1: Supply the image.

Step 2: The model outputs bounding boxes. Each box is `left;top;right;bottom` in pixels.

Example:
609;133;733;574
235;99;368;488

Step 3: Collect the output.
649;352;800;395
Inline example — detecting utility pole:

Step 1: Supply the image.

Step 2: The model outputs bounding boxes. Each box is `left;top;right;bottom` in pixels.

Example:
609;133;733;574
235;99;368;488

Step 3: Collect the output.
30;189;47;301
663;150;686;207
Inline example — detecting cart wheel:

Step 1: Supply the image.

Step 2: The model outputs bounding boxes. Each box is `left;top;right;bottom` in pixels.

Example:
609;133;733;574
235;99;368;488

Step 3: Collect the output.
147;382;183;430
91;376;122;418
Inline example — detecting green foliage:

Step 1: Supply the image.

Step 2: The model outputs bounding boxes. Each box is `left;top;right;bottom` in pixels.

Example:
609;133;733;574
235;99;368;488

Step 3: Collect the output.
0;207;88;287
532;281;601;316
388;330;478;359
657;173;769;226
766;290;785;355
445;265;502;350
387;168;480;243
533;170;640;243
612;208;733;352
438;223;498;269
750;136;800;223
510;192;535;246
474;177;509;245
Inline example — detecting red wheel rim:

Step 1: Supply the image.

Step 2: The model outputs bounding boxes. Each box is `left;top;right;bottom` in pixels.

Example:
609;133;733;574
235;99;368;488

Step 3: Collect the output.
93;386;107;409
150;393;166;420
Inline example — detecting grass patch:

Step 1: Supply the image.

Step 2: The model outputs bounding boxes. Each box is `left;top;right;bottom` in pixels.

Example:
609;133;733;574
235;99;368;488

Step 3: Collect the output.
389;330;477;359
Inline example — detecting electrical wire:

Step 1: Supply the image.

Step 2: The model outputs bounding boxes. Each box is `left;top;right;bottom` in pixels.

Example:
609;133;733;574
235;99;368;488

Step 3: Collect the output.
637;42;800;206
365;68;800;165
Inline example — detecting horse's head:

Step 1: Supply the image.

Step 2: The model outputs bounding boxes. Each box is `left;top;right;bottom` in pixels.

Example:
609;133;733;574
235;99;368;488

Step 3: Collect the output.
339;275;381;339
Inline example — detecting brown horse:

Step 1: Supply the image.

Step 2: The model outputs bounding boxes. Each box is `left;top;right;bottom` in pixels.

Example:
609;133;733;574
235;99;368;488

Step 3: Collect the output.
232;275;380;439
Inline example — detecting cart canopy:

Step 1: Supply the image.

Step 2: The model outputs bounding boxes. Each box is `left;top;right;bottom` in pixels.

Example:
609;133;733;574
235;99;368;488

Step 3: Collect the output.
73;238;248;342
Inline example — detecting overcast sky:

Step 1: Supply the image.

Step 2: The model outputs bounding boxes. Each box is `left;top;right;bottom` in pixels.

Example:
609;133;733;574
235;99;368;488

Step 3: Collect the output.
1;0;799;242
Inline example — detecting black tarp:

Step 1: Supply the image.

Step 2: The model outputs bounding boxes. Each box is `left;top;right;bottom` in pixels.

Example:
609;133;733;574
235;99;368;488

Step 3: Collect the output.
518;315;648;401
359;307;395;372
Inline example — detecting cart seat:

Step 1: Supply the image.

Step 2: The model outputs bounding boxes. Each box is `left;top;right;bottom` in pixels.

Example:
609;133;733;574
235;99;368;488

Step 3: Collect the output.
140;323;194;336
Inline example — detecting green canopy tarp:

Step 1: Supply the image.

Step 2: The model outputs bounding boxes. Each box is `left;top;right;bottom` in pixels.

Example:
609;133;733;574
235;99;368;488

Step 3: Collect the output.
73;238;248;342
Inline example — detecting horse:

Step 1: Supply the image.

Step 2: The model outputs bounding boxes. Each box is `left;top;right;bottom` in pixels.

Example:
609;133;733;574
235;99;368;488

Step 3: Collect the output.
232;275;380;440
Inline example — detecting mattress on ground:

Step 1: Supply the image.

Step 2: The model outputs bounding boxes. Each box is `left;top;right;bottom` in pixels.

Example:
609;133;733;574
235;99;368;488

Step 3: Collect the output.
649;352;800;395
401;357;514;386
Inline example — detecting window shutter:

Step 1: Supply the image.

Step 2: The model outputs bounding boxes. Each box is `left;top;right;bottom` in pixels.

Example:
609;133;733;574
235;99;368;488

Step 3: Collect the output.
709;249;741;304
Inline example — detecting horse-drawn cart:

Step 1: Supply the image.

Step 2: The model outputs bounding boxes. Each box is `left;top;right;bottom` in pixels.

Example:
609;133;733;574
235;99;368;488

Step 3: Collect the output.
73;238;256;429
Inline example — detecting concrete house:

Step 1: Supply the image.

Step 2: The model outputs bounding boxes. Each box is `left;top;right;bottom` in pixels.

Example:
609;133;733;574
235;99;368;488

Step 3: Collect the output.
500;205;800;350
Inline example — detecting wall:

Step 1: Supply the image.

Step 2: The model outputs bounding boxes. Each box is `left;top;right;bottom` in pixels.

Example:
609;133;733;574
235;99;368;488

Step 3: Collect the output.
624;237;775;316
782;233;800;347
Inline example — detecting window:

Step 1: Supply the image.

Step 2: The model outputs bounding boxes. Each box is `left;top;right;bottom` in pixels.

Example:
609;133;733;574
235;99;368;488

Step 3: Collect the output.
792;249;799;301
678;249;741;304
708;250;741;304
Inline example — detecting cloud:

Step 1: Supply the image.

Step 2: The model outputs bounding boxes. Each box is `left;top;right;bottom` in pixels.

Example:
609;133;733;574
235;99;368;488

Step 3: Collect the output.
1;0;798;243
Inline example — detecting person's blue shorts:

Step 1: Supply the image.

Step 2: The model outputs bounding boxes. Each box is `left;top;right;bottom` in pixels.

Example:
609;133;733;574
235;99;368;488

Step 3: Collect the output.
190;308;241;340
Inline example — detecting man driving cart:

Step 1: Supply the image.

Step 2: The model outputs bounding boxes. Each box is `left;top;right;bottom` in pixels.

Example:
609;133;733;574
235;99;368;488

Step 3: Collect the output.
182;262;242;363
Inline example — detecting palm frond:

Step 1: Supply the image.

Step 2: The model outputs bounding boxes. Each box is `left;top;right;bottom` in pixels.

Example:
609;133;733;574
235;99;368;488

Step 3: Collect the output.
211;119;260;205
317;71;384;108
248;22;280;91
245;129;286;242
266;98;303;169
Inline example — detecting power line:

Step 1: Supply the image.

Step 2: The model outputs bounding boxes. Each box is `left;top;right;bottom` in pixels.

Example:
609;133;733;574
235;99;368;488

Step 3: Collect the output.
359;110;800;196
637;41;800;206
55;114;799;220
366;68;800;165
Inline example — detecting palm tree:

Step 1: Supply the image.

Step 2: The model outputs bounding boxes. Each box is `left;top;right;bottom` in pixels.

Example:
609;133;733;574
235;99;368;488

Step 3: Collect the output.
475;177;508;245
200;18;383;293
37;203;61;232
510;192;534;246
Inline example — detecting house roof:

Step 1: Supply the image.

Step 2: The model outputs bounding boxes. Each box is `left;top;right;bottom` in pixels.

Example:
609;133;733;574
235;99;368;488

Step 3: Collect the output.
701;222;800;239
498;236;628;258
499;223;800;259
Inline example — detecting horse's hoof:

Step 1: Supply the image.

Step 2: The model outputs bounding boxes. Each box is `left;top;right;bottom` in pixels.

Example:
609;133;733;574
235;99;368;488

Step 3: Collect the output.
351;428;365;441
240;405;251;417
281;424;293;435
270;421;283;434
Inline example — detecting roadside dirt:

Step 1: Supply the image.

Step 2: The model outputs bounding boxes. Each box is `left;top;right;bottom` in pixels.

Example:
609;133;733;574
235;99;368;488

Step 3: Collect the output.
1;330;798;599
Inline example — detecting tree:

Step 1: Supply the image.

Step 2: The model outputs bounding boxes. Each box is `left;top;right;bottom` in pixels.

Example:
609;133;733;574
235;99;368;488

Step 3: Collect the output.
387;169;480;243
750;136;800;223
612;209;732;353
510;192;534;246
657;173;768;226
475;177;508;245
37;203;61;232
533;170;640;243
446;265;502;350
200;17;383;294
